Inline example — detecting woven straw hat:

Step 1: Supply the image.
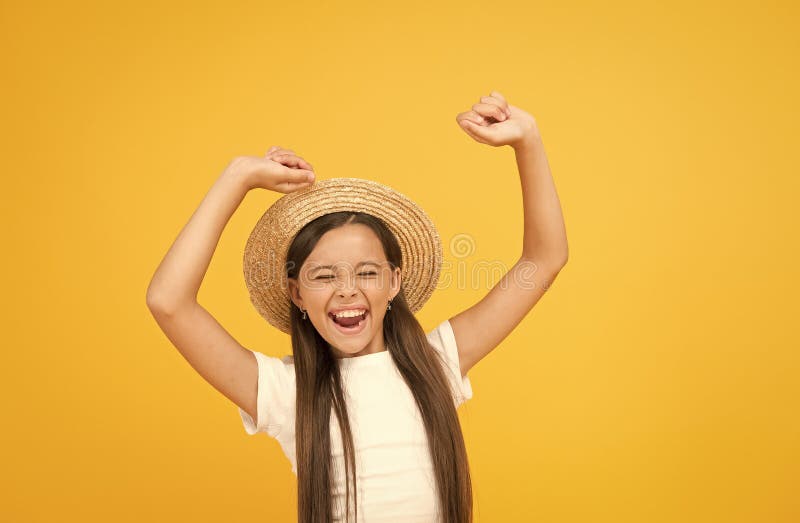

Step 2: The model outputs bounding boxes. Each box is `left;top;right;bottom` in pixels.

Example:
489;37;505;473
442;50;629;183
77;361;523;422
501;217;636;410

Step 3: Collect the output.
243;177;443;334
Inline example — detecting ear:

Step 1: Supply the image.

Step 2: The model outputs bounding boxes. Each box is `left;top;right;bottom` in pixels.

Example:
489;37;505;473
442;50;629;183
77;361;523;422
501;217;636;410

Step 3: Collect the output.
287;277;304;310
390;266;402;301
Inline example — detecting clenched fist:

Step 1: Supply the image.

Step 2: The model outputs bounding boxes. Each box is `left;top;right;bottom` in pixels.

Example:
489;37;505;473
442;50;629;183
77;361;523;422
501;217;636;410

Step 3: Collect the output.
455;90;540;149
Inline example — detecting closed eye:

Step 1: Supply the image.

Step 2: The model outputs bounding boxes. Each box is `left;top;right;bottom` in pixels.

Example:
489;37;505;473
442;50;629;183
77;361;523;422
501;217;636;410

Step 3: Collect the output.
314;272;377;280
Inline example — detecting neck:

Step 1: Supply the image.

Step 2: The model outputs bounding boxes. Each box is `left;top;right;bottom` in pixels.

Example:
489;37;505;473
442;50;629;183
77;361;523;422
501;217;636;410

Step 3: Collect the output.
331;328;387;359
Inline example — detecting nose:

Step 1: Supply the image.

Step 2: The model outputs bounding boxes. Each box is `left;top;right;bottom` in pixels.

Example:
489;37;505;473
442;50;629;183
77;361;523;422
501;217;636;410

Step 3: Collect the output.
337;289;358;299
334;270;359;296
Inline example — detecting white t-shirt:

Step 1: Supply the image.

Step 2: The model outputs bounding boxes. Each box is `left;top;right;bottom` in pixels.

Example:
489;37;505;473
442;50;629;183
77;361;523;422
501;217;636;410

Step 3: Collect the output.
238;319;473;522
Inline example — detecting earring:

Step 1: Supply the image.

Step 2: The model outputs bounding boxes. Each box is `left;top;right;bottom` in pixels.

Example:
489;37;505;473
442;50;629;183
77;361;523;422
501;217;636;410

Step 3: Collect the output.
301;308;307;320
386;299;392;311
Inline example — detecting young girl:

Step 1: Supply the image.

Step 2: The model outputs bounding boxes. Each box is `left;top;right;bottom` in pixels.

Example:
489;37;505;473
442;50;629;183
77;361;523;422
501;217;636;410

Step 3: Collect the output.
146;90;568;523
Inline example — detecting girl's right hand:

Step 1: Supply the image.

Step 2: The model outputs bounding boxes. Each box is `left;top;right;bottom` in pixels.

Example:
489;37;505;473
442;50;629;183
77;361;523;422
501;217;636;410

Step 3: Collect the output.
225;146;316;194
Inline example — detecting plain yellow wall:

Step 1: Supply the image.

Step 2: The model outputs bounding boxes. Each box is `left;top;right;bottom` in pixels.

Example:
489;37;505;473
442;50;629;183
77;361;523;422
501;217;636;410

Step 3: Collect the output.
2;1;798;521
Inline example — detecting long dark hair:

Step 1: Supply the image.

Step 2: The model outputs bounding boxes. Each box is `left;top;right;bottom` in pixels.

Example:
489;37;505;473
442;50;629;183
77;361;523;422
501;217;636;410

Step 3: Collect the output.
285;211;473;522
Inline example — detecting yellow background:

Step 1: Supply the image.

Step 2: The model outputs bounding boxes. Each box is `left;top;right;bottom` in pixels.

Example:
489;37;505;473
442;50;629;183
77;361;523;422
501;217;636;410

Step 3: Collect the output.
2;0;798;521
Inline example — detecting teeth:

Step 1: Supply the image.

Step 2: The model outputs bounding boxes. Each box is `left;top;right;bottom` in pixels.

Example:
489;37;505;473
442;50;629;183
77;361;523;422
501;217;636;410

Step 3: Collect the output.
332;309;366;318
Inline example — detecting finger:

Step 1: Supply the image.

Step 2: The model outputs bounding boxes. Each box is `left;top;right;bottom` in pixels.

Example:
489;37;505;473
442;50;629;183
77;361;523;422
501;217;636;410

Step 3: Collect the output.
274;153;304;168
290;156;314;170
284;181;313;191
456;111;486;126
456;111;488;132
266;146;286;158
266;147;296;158
460;120;490;144
466;110;487;125
275;181;313;193
271;151;313;171
490;90;510;114
481;94;511;118
472;102;508;122
458;118;482;131
489;90;506;101
284;166;316;183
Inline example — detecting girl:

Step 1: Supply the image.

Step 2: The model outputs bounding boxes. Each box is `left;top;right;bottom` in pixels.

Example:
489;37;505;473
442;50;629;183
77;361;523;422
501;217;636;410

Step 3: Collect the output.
146;90;568;523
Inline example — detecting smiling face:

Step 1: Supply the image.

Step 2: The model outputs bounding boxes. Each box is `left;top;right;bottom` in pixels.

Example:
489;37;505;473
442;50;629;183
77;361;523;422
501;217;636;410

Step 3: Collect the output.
288;223;402;359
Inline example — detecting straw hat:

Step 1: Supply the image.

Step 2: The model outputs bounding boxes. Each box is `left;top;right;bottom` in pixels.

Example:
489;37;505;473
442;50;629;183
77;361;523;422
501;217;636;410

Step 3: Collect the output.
243;177;443;334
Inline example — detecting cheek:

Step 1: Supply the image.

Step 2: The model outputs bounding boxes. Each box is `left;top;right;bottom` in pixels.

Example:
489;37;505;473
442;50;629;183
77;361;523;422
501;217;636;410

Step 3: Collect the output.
367;273;394;293
300;286;330;310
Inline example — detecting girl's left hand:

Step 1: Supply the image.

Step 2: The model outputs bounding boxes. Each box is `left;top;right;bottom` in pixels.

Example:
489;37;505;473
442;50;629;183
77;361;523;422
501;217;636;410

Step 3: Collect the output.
456;90;540;149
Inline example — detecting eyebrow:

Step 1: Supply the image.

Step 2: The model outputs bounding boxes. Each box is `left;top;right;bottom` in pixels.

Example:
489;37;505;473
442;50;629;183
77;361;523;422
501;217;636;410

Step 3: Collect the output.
308;261;382;274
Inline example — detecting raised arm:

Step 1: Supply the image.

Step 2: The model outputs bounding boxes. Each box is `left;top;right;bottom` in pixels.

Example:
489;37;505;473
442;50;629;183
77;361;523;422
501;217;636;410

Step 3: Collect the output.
146;149;316;421
451;91;568;376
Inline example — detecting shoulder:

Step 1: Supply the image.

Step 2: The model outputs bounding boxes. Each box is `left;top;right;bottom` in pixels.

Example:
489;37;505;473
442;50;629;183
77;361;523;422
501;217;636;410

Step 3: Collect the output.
426;319;456;347
249;351;297;390
251;351;295;370
426;319;474;406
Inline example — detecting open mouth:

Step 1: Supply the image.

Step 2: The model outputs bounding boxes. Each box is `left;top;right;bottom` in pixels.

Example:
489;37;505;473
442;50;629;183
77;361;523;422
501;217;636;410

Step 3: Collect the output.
328;310;369;335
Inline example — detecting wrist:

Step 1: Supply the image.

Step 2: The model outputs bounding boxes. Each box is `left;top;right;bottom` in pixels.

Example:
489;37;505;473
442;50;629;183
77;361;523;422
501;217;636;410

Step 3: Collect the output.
219;163;253;194
512;130;543;153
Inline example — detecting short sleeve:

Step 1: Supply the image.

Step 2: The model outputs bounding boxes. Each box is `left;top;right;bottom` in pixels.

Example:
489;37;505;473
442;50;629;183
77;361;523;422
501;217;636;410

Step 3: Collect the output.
426;319;473;407
238;351;295;438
